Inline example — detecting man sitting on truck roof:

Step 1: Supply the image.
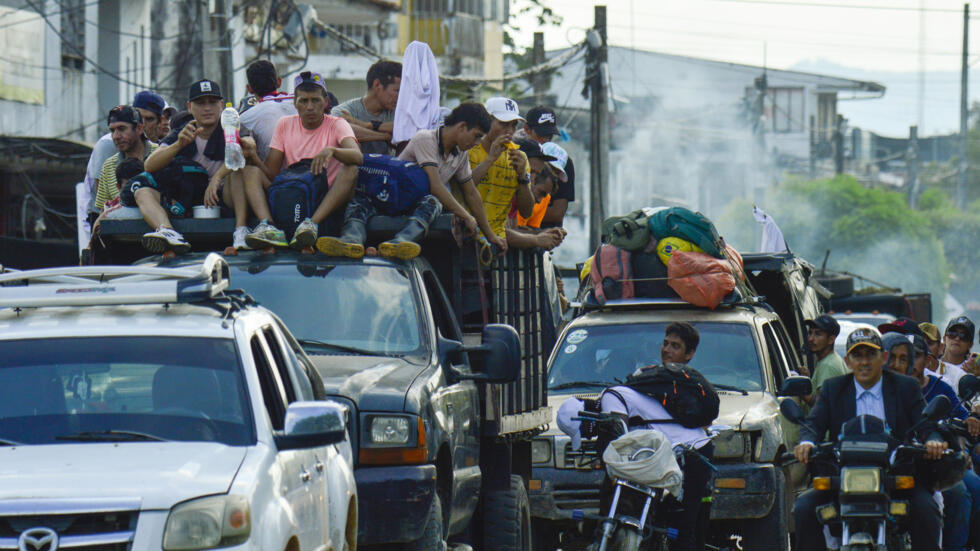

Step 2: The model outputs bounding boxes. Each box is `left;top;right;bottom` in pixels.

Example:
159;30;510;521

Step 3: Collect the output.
245;71;362;250
138;79;255;253
331;60;401;155
314;102;495;260
94;105;160;213
238;60;296;162
505;140;567;250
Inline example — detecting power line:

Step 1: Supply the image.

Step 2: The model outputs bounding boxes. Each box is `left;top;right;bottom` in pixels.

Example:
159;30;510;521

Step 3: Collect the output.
709;0;965;13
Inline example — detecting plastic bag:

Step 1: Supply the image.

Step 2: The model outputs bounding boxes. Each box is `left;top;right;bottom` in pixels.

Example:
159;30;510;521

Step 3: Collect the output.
667;250;735;309
602;429;684;499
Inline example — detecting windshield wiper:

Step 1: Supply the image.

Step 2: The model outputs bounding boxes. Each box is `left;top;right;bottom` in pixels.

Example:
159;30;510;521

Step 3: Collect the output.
55;430;169;442
298;339;380;356
549;381;609;391
0;437;24;446
713;384;749;396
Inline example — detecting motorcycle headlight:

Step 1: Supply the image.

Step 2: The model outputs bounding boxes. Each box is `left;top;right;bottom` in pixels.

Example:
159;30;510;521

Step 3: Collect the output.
163;495;250;550
531;439;552;464
841;467;881;494
712;431;749;459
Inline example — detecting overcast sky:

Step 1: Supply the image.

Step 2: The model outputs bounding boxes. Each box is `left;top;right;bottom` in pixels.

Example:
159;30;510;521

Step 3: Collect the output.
511;0;980;135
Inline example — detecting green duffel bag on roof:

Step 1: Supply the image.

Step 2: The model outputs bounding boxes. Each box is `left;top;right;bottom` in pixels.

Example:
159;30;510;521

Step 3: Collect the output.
601;208;657;251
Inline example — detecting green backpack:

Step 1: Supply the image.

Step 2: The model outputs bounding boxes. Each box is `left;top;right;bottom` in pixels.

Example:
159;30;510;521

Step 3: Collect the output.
601;209;652;251
648;207;726;258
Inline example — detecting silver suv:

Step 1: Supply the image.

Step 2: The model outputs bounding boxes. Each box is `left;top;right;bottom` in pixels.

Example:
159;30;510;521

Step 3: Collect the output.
529;299;806;551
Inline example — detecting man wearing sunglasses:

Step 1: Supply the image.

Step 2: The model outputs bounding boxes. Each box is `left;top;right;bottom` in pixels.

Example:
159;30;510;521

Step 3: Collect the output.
939;316;977;391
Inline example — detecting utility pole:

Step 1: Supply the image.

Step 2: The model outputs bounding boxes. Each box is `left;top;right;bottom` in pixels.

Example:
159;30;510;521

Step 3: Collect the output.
586;6;609;253
959;3;970;209
907;125;920;208
809;115;816;179
204;0;235;103
531;32;546;105
833;115;845;176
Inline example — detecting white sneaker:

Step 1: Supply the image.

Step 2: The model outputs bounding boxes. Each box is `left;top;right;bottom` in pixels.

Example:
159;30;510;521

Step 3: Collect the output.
142;227;191;254
290;218;318;249
233;226;251;250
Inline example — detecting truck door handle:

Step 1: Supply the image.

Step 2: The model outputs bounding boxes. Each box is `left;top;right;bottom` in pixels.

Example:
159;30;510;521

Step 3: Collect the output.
300;468;311;483
314;461;324;473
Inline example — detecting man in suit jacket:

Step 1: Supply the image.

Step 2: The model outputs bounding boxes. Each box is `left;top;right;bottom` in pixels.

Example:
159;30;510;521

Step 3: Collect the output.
792;328;948;551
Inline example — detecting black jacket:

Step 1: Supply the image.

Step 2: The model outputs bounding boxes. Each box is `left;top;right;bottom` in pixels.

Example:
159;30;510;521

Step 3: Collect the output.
162;111;225;162
801;371;928;445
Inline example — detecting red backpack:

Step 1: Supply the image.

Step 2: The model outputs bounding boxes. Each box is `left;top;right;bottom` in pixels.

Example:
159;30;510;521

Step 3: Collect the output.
590;244;634;305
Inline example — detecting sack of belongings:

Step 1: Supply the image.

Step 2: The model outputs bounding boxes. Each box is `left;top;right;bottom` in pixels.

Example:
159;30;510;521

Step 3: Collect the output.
601;209;654;251
631;251;677;299
591;244;634;305
648;207;726;258
667;250;736;309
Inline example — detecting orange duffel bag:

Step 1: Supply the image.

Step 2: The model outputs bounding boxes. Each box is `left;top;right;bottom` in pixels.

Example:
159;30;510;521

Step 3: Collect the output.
667;250;736;309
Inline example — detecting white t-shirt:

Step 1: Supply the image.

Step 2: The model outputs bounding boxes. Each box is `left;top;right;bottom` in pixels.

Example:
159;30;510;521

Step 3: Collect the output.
600;386;711;449
938;359;968;394
239;97;296;161
84;133;118;212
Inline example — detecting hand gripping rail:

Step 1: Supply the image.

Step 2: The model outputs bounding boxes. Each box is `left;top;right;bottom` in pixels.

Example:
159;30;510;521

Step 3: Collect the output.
0;253;230;308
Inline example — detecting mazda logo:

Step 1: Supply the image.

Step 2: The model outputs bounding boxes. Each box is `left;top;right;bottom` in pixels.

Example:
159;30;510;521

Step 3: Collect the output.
18;527;58;551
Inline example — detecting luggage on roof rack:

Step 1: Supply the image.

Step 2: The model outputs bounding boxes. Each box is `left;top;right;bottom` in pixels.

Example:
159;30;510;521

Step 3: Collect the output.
0;253;230;308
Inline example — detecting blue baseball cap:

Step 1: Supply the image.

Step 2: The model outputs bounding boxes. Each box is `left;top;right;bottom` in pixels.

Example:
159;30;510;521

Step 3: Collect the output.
133;90;166;116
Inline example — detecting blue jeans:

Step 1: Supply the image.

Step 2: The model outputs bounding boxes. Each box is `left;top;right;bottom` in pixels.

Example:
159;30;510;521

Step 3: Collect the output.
942;481;971;551
345;189;441;236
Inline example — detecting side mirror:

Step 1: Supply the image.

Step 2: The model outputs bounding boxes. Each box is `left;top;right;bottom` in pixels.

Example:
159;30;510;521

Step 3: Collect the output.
922;395;952;424
779;399;806;426
454;324;521;384
275;401;347;451
958;374;980;401
778;376;813;398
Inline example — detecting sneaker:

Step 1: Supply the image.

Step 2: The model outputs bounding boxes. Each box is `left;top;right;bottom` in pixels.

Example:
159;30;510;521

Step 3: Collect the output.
379;240;422;260
245;220;288;249
142;227;191;254
233;226;251;250
316;236;365;259
290;218;318;249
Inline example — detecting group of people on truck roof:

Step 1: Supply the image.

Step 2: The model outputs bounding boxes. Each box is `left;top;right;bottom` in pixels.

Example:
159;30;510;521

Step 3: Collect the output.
84;58;575;259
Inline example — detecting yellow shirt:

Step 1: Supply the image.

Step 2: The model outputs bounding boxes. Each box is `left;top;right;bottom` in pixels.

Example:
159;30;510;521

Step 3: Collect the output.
95;141;159;211
467;144;530;238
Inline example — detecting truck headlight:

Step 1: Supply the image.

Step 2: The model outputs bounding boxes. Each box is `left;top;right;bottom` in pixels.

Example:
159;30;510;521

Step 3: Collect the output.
359;414;426;465
712;431;749;459
531;439;552;464
162;495;250;550
842;467;881;494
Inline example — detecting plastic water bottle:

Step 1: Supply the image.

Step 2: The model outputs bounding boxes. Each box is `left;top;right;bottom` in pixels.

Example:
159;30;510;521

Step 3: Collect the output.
222;103;246;170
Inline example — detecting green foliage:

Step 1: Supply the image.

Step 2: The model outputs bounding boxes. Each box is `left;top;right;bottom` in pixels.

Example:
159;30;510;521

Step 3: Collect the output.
717;175;949;316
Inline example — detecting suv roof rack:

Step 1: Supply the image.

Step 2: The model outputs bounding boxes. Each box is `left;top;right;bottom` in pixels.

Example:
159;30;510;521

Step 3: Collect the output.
0;253;230;308
579;289;762;312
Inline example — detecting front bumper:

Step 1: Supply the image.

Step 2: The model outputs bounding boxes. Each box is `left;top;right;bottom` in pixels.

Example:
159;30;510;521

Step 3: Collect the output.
529;462;780;522
355;464;437;545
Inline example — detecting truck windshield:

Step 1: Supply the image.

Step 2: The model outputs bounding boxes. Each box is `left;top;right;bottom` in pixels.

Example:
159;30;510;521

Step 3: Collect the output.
229;263;424;357
0;337;254;446
548;322;764;392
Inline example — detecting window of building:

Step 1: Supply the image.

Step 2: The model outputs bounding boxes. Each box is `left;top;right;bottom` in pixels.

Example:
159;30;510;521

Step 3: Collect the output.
60;0;85;70
768;87;804;133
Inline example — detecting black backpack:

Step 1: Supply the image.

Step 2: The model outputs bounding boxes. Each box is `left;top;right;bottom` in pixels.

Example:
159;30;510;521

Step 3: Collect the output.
620;363;720;429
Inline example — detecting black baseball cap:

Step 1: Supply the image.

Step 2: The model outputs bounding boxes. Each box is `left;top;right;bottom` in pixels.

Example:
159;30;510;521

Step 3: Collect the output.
514;138;557;162
878;317;925;338
945;316;975;344
106;105;142;127
805;314;840;336
846;328;883;355
526;106;559;136
188;79;223;101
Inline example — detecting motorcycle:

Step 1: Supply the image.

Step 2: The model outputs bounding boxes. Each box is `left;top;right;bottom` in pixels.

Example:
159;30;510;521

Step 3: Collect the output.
780;393;968;551
569;410;721;551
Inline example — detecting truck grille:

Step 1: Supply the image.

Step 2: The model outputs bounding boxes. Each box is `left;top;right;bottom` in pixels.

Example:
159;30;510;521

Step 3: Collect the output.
554;487;600;511
0;498;139;551
563;442;599;470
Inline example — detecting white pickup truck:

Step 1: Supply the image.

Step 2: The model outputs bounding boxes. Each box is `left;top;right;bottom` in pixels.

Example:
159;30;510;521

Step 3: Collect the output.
0;256;357;551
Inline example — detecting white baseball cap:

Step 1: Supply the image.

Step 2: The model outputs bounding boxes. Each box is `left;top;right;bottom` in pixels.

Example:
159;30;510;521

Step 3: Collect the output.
484;97;525;123
541;142;569;183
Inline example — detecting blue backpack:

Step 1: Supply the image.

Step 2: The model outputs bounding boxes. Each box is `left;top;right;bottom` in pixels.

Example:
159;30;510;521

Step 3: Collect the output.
268;160;325;238
358;154;430;215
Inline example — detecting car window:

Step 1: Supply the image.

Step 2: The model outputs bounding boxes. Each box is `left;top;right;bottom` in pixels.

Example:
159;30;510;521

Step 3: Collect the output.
267;323;316;401
250;333;287;430
548;322;764;392
0;337;255;446
423;270;461;341
771;320;800;374
762;323;789;390
229;263;425;357
262;326;298;403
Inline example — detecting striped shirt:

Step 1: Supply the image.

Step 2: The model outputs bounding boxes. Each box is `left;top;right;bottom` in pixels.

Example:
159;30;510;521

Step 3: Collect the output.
94;140;158;211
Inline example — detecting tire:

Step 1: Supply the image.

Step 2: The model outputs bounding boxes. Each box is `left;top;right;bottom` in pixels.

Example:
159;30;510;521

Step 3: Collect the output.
405;493;446;551
609;527;641;551
483;475;532;551
740;468;789;551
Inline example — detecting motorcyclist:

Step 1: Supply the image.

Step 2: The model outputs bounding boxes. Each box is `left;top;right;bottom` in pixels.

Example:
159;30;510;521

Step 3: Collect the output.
792;328;948;551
